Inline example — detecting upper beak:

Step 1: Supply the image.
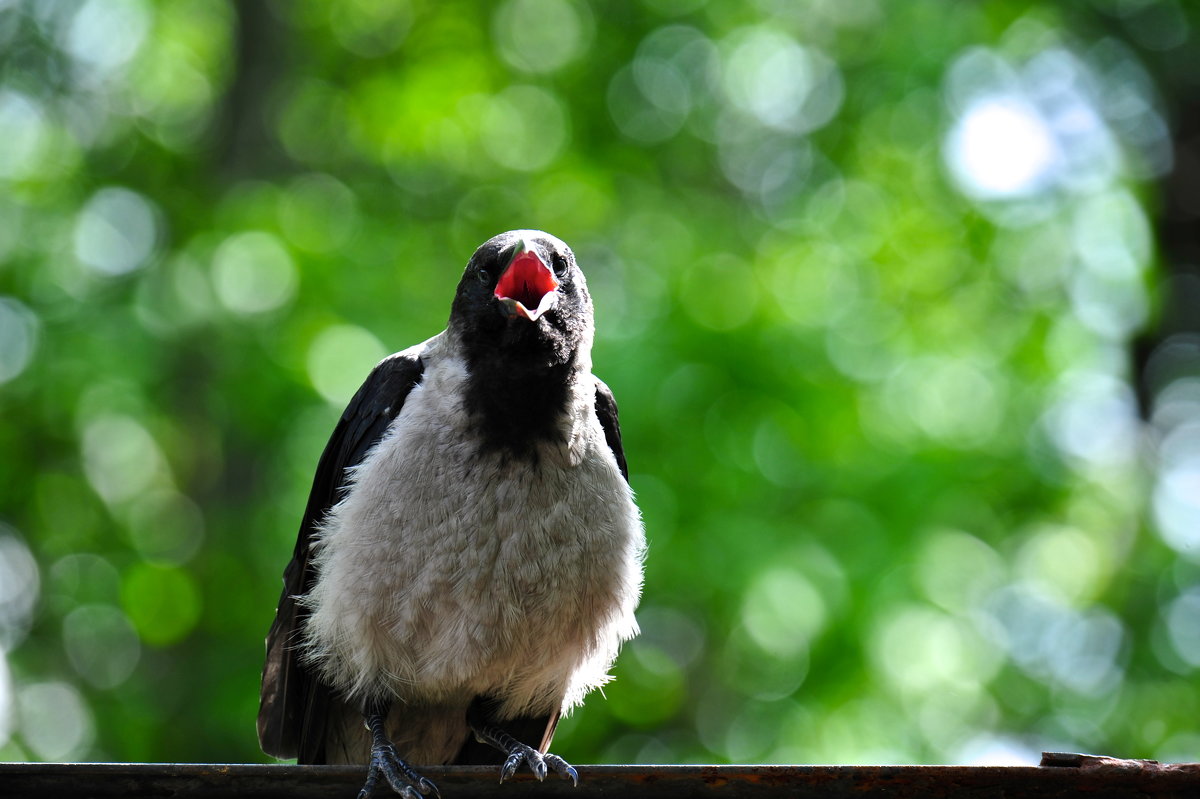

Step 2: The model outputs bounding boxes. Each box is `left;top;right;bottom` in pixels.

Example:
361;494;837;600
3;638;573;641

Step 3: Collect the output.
494;240;560;321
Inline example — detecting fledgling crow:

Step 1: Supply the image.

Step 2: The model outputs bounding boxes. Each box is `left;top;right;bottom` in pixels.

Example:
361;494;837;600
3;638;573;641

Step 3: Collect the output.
258;230;645;798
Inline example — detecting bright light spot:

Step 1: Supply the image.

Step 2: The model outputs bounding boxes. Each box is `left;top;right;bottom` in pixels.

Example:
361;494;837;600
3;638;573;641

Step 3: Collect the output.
0;526;39;651
306;324;388;405
987;585;1125;696
1153;462;1200;558
17;681;94;760
956;735;1039;766
717;129;811;203
81;414;172;506
741;567;825;659
0;654;11;747
1067;191;1153;338
130;41;216;151
493;0;592;74
328;0;413;59
608;26;717;144
278;173;359;254
124;490;205;565
74;187;160;276
608;63;688;144
1068;268;1150;339
721;27;843;134
1165;588;1200;667
1015;525;1108;605
871;605;1001;694
1072;190;1152;277
886;356;1005;447
635;605;706;668
65;0;150;76
914;529;1005;613
1043;371;1140;467
0;91;48;180
211;231;298;315
481;85;569;172
62;604;141;689
1152;379;1200;451
0;297;39;385
752;412;805;486
764;239;850;328
946;97;1059;199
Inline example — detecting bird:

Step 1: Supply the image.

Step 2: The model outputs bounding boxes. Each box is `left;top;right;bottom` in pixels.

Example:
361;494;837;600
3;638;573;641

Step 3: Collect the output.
257;230;645;799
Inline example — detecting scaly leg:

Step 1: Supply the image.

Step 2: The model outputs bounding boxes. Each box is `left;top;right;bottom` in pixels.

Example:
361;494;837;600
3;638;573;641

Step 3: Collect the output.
358;702;441;799
466;702;579;786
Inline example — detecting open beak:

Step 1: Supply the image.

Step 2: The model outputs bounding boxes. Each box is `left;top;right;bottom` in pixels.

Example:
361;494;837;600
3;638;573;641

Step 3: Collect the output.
494;240;559;321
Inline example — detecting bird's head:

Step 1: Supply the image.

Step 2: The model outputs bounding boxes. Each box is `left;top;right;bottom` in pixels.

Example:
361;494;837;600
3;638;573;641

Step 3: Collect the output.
450;230;593;368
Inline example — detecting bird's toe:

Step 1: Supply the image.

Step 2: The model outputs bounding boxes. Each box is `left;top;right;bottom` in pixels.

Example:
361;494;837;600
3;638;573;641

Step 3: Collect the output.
544;753;579;787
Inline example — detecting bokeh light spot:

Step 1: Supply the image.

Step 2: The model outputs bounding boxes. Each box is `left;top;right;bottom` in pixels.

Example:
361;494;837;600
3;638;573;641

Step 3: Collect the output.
0;526;39;651
721;27;843;134
1015;525;1109;605
279;173;360;254
306;324;388;405
493;0;592;74
0;297;39;385
73;187;160;276
1165;588;1200;667
124;490;205;566
64;0;150;77
329;0;413;59
914;529;1005;613
872;605;1000;695
81;414;172;507
481;85;569;171
62;604;141;690
16;681;93;761
211;231;298;315
1043;372;1140;467
946;97;1058;199
741;567;826;659
1153;462;1200;558
0;91;48;180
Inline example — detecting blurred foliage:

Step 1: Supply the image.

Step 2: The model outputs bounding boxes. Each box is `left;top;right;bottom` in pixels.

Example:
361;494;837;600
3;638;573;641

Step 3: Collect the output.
1;0;1199;768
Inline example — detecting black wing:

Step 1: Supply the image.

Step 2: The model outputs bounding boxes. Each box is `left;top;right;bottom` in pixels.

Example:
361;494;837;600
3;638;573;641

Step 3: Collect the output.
258;350;425;763
593;377;628;482
452;375;630;765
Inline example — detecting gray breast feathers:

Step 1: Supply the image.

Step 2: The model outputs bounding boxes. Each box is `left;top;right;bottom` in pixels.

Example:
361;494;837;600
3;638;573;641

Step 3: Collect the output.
299;351;645;723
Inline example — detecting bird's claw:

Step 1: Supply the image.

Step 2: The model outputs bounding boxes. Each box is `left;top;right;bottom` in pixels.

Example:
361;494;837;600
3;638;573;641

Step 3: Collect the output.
544;753;580;787
500;742;545;782
417;776;441;799
358;740;438;799
498;741;576;786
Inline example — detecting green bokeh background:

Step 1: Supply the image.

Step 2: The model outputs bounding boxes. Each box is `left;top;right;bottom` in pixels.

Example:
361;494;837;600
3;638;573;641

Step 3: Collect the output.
1;0;1198;766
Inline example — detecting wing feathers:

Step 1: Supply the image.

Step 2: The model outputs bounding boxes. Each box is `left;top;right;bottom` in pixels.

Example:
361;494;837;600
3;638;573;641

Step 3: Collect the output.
593;377;629;483
258;351;425;762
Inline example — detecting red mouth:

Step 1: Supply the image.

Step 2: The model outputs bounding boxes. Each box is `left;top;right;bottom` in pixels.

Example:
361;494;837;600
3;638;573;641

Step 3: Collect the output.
494;250;560;321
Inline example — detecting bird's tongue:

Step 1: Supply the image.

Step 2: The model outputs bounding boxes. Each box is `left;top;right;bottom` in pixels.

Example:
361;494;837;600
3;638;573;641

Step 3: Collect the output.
495;250;559;321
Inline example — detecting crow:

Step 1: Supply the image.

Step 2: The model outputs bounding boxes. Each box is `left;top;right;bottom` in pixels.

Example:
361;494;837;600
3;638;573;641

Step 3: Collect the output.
258;230;645;798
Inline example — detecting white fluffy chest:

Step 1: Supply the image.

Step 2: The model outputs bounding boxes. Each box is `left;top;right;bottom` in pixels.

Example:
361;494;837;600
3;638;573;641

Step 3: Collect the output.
302;354;644;718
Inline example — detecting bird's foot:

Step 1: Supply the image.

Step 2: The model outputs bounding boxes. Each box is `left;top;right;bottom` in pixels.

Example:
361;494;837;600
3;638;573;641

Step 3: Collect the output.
359;712;440;799
499;740;578;785
470;717;579;786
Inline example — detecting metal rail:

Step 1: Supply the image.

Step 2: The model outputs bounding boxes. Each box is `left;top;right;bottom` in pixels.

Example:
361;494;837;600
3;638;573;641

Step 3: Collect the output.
1;754;1197;798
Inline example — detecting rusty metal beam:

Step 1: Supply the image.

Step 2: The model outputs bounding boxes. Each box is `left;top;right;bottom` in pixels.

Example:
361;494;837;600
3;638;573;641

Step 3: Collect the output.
1;755;1197;798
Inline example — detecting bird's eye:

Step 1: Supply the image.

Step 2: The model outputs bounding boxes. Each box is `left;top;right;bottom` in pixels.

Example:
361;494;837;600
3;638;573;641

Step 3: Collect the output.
551;254;567;275
477;268;490;284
